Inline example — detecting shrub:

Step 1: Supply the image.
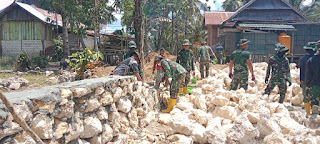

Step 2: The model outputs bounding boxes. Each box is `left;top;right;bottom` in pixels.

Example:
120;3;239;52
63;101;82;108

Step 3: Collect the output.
17;53;30;70
66;47;104;80
0;57;15;70
52;36;63;62
32;56;49;68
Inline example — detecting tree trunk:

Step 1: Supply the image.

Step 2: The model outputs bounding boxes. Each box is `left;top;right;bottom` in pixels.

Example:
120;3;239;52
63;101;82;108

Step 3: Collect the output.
94;0;99;51
62;15;69;58
134;0;143;61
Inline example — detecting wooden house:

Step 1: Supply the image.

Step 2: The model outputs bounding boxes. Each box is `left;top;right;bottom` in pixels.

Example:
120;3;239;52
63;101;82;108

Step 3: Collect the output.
0;1;62;57
204;0;320;62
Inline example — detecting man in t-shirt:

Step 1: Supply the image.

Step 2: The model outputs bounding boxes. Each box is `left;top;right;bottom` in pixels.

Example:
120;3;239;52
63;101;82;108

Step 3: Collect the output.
112;52;144;82
229;39;255;90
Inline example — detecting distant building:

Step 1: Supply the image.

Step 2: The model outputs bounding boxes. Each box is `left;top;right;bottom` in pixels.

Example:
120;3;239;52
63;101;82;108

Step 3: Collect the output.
0;1;96;57
204;0;320;62
203;12;234;47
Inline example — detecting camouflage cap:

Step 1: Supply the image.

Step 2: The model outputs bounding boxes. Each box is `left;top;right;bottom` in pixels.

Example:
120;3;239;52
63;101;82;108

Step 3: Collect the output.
303;42;316;50
155;55;164;61
182;39;191;46
128;41;137;48
275;43;289;52
159;47;165;51
238;38;250;46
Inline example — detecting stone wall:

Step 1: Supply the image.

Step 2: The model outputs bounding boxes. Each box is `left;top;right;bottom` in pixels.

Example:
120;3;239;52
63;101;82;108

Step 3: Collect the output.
0;76;160;143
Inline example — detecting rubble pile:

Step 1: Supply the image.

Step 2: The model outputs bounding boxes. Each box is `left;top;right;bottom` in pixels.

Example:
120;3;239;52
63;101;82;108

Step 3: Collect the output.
46;70;76;84
0;76;29;90
0;63;319;144
157;62;320;143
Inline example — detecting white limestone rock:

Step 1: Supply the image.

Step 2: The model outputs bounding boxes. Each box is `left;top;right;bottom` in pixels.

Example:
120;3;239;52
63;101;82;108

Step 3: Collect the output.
214;106;237;121
101;124;113;143
264;133;291;144
80;116;103;138
212;95;229;106
167;134;193;144
85;98;101;112
100;91;113;106
73;87;93;98
97;107;108;120
31;114;54;139
117;97;132;113
191;123;208;143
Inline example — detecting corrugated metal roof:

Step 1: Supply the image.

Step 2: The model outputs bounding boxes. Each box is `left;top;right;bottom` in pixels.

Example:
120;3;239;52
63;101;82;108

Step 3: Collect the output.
238;23;295;29
226;0;311;23
0;0;14;13
16;2;48;22
1;2;62;26
204;12;235;25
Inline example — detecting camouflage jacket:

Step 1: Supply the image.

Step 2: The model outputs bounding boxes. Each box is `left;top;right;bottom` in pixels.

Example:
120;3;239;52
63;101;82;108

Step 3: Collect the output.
231;49;251;74
123;50;134;59
266;55;291;82
197;46;215;62
159;59;187;78
176;49;194;71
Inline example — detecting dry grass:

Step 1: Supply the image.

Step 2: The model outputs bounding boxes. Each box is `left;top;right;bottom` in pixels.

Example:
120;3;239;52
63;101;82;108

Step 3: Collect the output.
0;73;55;92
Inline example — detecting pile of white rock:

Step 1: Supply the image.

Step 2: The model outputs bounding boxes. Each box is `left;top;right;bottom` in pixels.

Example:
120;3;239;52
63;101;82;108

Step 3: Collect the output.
157;62;320;143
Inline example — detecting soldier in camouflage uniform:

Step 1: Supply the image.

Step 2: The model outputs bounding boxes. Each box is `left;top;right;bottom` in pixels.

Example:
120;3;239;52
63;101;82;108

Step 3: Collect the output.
124;41;139;59
229;39;255;90
197;41;216;79
153;48;166;89
215;43;225;64
264;44;292;104
177;39;195;94
305;40;320;115
299;42;316;117
154;55;187;113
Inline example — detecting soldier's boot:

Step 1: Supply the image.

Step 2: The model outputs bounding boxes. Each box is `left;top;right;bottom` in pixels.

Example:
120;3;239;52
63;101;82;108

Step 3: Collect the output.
161;98;177;113
311;105;319;115
304;102;311;118
179;88;184;96
279;96;285;104
183;87;188;95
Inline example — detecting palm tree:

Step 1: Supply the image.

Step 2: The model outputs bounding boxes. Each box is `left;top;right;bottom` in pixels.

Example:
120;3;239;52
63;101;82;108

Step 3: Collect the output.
222;0;250;12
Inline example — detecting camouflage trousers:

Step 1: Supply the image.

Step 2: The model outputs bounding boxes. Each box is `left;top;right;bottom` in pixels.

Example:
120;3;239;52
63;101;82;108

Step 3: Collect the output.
264;78;287;103
170;73;186;99
184;71;191;86
301;84;310;103
154;69;163;89
200;61;210;79
216;54;223;64
230;73;248;90
309;85;320;106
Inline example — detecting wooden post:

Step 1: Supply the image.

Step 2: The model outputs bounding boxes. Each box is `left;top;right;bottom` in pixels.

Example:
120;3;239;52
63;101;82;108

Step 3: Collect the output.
291;31;295;62
0;91;44;144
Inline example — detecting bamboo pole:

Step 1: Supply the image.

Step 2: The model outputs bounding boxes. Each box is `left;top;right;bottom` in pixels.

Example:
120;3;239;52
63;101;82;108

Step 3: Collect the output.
0;91;44;144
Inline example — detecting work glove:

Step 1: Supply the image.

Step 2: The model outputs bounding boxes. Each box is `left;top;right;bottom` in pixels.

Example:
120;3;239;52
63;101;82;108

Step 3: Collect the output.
229;73;233;79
